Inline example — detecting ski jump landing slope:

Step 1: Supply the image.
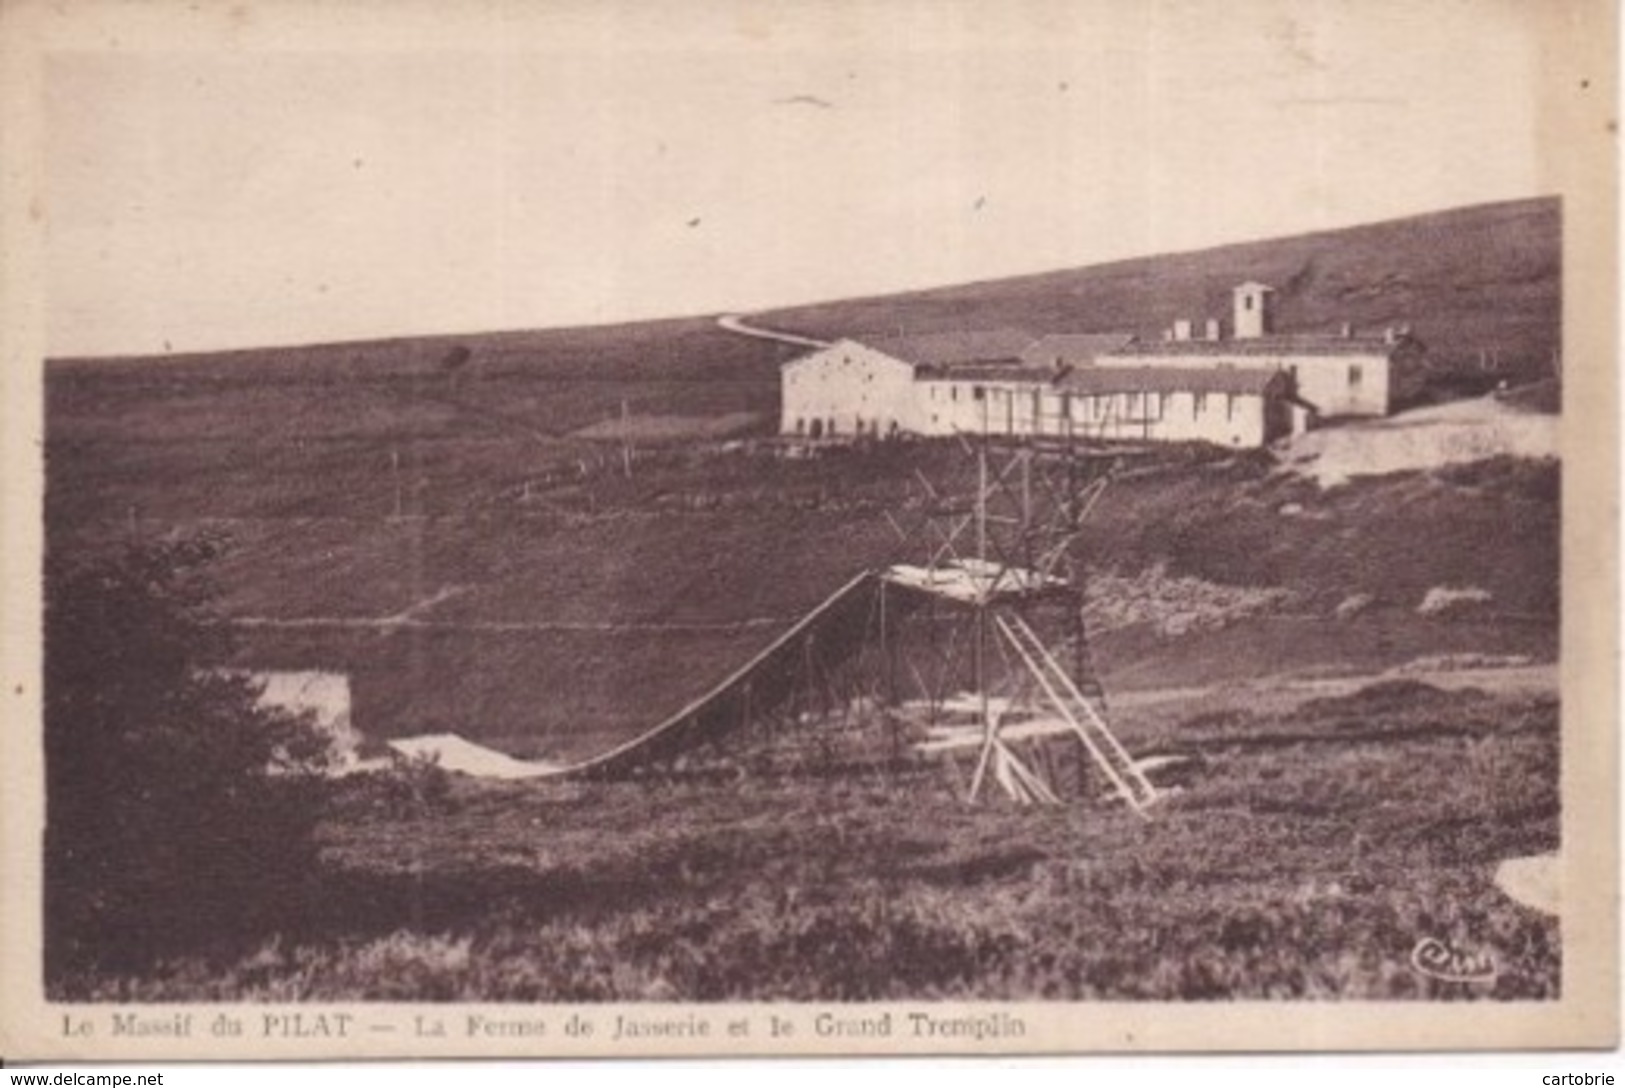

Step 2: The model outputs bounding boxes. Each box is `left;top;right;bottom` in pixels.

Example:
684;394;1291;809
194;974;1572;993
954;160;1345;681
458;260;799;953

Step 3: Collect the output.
386;563;1071;780
560;569;885;779
555;561;1071;779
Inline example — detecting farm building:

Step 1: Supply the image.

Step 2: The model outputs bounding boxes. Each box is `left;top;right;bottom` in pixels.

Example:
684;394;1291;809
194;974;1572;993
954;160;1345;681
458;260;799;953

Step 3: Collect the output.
916;364;1296;446
778;281;1426;446
1101;282;1429;418
779;329;1034;439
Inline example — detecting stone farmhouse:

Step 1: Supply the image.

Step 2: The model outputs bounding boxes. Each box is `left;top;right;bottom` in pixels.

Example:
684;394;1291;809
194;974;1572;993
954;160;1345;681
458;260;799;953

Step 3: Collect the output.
779;282;1427;448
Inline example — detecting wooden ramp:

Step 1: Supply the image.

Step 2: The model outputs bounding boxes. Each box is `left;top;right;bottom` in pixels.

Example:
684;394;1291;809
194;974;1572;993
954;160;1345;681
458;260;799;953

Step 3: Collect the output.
399;557;1155;813
554;570;884;779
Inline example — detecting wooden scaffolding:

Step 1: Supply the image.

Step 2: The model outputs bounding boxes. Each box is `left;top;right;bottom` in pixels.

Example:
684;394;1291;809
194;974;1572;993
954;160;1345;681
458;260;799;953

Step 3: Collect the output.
876;418;1159;813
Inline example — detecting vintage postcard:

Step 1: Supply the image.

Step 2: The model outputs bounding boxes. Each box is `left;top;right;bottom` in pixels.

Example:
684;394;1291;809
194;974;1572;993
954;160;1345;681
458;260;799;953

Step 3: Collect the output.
0;0;1617;1062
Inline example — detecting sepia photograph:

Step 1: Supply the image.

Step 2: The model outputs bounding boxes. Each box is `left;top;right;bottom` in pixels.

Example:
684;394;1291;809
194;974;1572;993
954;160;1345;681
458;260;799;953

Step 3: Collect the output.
1;0;1617;1061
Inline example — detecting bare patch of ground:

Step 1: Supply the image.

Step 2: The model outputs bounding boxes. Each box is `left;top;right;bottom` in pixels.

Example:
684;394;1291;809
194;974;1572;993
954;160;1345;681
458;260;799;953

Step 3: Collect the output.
571;411;764;443
1085;563;1292;636
1283;396;1558;487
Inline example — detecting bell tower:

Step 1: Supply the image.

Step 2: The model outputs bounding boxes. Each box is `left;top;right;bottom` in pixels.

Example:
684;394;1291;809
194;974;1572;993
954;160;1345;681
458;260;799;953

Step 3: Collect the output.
1233;282;1275;340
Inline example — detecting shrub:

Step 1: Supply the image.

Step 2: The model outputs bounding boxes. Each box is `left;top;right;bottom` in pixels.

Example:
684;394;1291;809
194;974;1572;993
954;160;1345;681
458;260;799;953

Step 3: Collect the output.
44;534;335;981
339;753;456;821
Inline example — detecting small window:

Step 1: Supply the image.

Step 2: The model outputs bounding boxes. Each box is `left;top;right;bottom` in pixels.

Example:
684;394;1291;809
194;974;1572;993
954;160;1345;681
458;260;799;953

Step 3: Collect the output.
1227;394;1237;420
973;386;985;401
1194;392;1208;416
1349;364;1363;388
952;387;959;402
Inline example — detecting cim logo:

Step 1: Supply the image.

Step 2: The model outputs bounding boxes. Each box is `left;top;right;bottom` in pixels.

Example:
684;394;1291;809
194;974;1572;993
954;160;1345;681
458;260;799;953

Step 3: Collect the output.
1409;936;1498;984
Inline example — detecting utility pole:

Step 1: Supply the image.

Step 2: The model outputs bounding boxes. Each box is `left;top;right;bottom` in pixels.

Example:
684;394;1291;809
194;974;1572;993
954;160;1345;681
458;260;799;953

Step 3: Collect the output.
975;416;991;793
391;446;402;519
620;398;632;478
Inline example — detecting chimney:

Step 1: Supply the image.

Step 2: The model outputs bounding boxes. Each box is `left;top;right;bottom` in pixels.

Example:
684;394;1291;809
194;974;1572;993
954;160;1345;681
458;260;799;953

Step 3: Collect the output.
1205;318;1222;341
1384;326;1398;345
1340;321;1353;339
1233;282;1275;340
1173;319;1193;342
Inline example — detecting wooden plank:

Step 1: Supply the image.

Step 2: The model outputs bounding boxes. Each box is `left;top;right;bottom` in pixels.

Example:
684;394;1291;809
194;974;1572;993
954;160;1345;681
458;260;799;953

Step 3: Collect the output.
995;613;1146;814
1001;742;1061;805
1001;617;1157;805
1004;611;1158;809
915;718;1077;752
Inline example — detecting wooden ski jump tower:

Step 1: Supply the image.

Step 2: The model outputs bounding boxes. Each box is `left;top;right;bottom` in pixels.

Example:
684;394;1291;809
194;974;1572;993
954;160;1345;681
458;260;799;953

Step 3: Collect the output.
553;406;1157;814
879;427;1159;814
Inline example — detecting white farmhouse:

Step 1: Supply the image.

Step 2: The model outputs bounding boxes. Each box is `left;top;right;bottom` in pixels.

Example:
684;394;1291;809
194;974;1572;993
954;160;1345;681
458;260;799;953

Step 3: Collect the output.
779;329;1034;439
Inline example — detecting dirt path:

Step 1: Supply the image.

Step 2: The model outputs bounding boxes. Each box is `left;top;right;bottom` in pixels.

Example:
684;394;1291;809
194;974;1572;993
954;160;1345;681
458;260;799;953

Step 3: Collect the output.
716;313;830;350
1111;661;1558;712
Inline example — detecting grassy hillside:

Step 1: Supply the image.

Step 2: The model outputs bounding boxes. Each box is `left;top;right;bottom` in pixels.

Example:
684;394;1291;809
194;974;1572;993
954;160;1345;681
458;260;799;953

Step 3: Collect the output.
47;315;791;529
50;313;799;385
57;678;1559;1001
44;199;1561;759
753;197;1561;382
47;438;1558;761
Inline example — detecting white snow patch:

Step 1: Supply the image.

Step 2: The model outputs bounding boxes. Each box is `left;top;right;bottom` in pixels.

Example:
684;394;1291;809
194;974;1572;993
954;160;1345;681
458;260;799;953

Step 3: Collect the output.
1494;853;1560;916
386;734;565;780
1416;585;1492;615
248;669;363;770
1283;395;1558;486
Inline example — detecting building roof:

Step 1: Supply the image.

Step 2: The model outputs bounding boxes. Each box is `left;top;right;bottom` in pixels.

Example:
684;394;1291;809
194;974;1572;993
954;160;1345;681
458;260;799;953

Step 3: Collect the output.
920;359;1054;382
852;328;1036;368
1059;366;1288;396
1106;332;1415;359
1018;333;1137;368
918;364;1288;395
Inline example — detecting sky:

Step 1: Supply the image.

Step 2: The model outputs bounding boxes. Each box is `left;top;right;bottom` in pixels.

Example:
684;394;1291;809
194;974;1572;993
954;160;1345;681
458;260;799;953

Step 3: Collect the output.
44;0;1552;356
